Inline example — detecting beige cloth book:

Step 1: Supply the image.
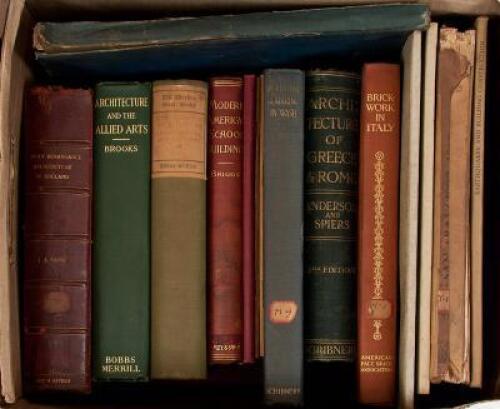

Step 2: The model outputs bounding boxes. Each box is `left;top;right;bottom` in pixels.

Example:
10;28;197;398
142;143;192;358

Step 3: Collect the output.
399;30;422;409
417;21;438;396
470;16;488;389
430;26;475;385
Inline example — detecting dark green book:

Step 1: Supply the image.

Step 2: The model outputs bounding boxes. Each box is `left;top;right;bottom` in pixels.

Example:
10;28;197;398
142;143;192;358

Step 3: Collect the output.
304;71;360;363
93;82;151;381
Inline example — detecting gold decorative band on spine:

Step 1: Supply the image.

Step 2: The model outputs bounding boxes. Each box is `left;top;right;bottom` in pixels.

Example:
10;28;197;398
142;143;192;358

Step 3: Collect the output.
306;70;361;79
372;150;385;342
212;78;243;87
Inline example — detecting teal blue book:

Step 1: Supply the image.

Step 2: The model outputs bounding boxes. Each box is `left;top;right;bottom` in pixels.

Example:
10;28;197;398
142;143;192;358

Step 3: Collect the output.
34;5;429;78
93;82;151;381
264;69;305;406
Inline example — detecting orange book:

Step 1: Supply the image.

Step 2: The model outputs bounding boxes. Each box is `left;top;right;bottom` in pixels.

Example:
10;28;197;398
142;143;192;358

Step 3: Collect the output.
357;63;401;406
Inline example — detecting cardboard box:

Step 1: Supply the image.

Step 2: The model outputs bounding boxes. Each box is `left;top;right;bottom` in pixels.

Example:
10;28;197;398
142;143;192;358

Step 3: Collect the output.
0;0;498;407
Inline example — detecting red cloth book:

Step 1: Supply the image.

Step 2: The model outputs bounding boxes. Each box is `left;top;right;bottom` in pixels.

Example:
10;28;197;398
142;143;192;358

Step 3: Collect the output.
357;63;401;406
208;77;244;364
242;75;256;364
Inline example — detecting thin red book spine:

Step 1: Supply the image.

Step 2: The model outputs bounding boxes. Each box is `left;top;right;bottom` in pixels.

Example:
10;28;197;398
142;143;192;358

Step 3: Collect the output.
357;64;401;406
242;75;256;364
23;86;93;393
208;77;243;364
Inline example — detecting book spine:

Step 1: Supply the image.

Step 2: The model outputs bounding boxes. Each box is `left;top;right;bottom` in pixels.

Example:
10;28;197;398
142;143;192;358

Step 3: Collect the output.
399;31;422;409
257;75;265;359
151;80;207;379
34;6;430;54
263;69;304;406
430;27;475;385
93;82;151;381
304;70;360;363
34;6;429;80
417;22;438;396
23;86;93;394
208;77;243;364
470;16;488;389
242;74;256;364
357;63;400;406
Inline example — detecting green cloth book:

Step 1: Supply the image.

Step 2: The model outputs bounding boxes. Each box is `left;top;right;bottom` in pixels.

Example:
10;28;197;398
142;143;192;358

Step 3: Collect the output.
150;80;207;379
93;82;151;381
33;5;429;79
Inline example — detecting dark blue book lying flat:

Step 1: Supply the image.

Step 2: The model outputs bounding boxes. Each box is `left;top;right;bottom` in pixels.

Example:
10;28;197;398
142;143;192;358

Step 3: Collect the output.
34;4;429;79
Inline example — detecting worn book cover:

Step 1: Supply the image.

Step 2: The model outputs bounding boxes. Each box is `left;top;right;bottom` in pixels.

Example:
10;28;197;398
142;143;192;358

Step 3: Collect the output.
23;86;93;394
357;63;400;406
33;5;429;78
93;82;151;381
208;77;243;364
430;27;475;385
151;80;207;379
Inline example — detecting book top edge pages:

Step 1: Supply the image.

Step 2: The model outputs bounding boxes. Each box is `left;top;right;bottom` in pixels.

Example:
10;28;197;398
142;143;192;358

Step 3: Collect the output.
33;4;429;79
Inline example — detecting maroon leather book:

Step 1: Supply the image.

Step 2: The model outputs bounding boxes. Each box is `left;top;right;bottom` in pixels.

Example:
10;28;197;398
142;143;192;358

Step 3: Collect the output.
23;86;93;394
208;77;243;364
242;75;256;364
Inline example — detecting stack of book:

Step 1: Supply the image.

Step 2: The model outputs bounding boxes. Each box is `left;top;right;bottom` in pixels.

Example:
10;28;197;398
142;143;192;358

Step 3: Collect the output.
23;64;402;404
10;2;500;408
416;18;488;397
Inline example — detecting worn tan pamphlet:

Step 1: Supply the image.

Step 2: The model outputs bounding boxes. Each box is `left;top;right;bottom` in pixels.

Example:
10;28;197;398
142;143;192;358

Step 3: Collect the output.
431;26;475;385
